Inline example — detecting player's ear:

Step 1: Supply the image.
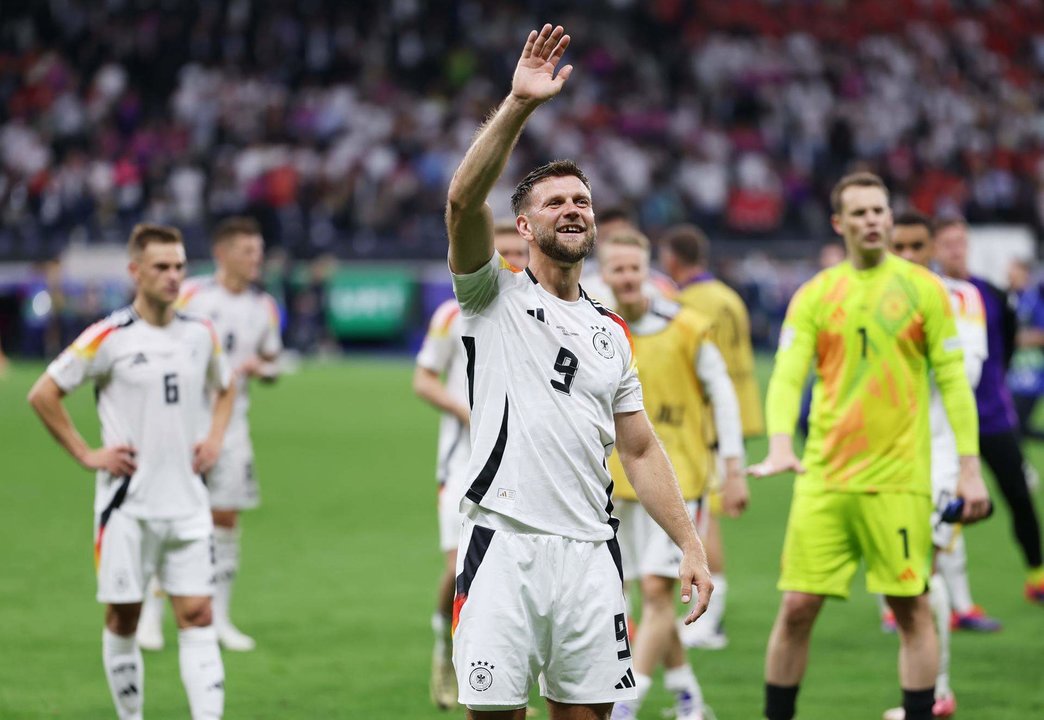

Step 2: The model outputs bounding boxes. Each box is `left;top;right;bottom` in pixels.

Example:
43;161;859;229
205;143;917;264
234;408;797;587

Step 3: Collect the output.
516;215;533;242
829;213;843;237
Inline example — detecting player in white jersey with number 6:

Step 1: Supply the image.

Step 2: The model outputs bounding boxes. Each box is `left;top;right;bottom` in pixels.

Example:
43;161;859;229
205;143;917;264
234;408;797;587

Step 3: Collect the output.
137;217;282;653
445;23;712;720
28;224;234;720
415;222;529;710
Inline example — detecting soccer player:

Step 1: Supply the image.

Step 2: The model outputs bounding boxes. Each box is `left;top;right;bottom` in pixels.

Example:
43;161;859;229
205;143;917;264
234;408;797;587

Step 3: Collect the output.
27;223;233;720
660;224;764;649
749;172;991;720
880;211;991;719
445;24;712;720
934;218;1044;604
599;231;747;720
136;216;282;652
414;222;529;709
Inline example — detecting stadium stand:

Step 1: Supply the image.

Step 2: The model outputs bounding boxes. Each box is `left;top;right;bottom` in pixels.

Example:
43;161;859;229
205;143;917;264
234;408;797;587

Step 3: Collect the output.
2;0;1043;263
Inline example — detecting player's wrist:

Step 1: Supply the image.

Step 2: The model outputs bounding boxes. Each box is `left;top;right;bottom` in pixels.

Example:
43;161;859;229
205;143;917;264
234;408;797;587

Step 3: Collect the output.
503;92;543;115
73;445;96;469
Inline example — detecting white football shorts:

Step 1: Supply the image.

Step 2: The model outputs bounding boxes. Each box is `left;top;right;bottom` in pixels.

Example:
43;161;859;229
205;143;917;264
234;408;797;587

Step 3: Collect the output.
452;518;637;709
616;499;702;582
95;508;215;603
206;435;260;511
438;481;466;553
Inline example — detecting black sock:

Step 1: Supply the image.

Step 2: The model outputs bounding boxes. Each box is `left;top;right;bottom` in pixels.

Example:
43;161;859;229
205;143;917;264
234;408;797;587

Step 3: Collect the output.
902;687;935;720
764;683;799;720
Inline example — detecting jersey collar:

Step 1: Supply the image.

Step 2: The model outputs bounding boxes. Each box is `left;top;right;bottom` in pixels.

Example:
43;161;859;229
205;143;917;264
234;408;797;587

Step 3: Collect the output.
680;270;715;288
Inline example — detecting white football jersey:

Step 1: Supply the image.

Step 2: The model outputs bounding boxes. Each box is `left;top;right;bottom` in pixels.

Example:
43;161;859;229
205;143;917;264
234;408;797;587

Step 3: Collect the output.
452;252;644;542
930;276;987;480
178;277;281;442
48;306;232;526
415;298;471;490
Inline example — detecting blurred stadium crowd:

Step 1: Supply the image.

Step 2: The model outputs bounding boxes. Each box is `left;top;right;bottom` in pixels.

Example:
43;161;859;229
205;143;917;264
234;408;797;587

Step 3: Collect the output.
2;0;1044;263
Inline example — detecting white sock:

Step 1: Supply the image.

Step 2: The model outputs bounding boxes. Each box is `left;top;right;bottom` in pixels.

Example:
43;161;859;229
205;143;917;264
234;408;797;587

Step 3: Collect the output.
630;672;653;708
178;626;225;720
139;576;165;631
665;663;704;710
102;629;144;720
212;526;240;629
432;612;452;659
930;574;952;697
876;593;889;617
701;573;727;631
937;534;974;614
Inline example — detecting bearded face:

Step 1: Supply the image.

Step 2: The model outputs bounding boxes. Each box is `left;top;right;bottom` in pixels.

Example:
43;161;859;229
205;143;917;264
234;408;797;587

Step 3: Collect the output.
532;220;596;264
523;175;597;265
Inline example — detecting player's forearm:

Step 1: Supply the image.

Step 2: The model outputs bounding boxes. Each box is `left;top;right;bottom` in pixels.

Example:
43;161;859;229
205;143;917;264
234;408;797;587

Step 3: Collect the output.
447;96;539;273
27;376;91;467
624;444;701;554
207;386;236;446
768;433;796;459
958;455;981;474
764;371;804;437
413;367;468;420
447;95;538;214
936;361;979;456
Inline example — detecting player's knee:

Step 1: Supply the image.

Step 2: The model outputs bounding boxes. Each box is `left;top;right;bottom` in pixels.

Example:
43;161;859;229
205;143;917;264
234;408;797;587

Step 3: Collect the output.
779;593;821;631
177;599;213;628
639;575;674;610
211;509;238;529
888;593;931;632
105;603;142;635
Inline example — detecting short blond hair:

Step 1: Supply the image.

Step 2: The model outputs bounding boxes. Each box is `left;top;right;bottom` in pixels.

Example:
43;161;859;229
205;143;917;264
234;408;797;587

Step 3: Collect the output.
598;230;650;263
830;172;888;214
128;223;183;258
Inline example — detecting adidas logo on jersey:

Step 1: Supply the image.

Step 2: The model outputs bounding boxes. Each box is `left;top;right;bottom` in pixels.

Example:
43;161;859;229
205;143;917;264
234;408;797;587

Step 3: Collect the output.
526;308;546;323
131;353;148;366
615;668;636;690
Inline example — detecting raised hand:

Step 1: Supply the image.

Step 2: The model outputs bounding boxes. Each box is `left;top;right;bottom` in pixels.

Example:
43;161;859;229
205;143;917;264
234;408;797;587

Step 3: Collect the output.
511;24;573;104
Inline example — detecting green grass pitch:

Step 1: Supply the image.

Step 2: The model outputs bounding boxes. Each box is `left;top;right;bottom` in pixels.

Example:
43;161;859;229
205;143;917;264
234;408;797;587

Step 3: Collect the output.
0;358;1041;718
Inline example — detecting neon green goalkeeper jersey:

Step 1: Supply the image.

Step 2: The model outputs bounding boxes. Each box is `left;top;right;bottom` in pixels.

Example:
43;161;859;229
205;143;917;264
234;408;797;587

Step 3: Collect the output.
766;254;978;495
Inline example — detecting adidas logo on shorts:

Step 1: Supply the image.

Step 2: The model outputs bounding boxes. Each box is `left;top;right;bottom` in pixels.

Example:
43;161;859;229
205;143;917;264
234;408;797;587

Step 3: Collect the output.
614;668;636;690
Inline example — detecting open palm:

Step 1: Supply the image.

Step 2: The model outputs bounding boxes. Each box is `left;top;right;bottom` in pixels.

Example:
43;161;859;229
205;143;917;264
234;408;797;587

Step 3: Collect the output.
512;24;573;103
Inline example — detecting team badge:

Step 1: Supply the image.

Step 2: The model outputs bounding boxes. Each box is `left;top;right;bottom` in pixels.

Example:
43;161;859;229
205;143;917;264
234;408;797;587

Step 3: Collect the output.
592;330;615;359
469;660;494;691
